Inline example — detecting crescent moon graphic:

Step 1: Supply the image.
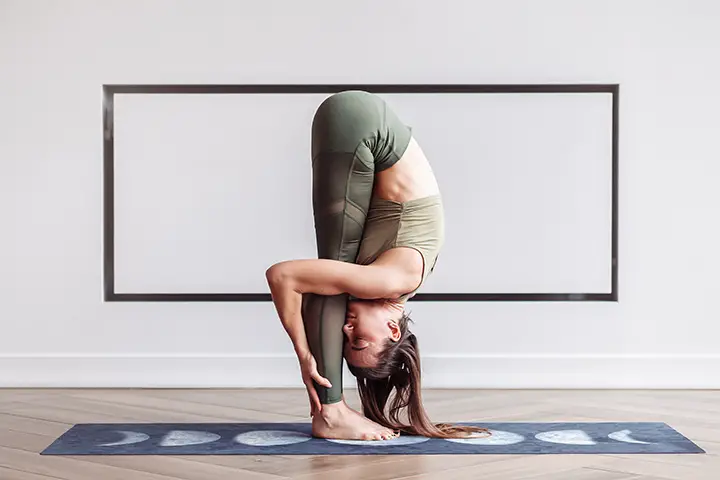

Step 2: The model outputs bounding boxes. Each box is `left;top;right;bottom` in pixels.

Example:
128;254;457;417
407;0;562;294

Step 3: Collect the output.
159;430;221;447
98;430;150;447
535;429;596;445
608;429;652;444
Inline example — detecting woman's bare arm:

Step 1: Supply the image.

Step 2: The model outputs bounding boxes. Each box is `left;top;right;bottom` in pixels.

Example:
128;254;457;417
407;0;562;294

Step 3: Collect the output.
267;258;417;300
266;259;411;348
265;256;418;358
265;264;337;414
266;267;311;358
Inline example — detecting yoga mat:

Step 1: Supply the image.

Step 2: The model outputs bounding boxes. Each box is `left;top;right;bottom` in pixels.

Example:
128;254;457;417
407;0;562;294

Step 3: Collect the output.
41;422;705;455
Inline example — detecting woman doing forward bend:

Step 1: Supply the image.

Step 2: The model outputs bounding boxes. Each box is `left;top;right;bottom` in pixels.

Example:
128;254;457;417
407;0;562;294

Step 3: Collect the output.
266;91;490;441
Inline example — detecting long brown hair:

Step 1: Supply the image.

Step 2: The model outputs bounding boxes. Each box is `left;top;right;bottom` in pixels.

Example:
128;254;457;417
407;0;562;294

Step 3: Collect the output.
347;312;491;439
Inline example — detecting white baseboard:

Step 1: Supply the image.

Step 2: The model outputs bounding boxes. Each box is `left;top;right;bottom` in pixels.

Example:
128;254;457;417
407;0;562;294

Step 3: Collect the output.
1;354;718;389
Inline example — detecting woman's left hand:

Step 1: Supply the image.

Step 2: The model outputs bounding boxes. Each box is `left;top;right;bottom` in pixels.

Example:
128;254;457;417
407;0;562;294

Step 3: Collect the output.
298;350;332;416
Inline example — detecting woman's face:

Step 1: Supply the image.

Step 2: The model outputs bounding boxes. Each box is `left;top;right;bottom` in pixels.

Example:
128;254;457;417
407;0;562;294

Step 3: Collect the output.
343;300;402;368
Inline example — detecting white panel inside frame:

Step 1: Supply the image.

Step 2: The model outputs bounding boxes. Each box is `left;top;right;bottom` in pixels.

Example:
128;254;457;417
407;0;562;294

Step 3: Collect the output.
112;91;613;294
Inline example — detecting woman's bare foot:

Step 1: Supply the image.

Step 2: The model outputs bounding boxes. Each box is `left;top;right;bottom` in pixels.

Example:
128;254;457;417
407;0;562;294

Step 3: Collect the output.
312;400;398;441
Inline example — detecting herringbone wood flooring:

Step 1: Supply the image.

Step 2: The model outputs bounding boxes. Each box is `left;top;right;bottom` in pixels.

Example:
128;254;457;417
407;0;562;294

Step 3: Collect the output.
0;389;718;479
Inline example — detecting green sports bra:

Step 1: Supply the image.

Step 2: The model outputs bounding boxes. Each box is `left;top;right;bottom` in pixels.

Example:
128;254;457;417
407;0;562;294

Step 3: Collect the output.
355;194;444;302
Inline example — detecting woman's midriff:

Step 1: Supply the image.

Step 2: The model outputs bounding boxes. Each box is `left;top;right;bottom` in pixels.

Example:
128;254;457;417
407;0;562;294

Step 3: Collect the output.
372;137;440;203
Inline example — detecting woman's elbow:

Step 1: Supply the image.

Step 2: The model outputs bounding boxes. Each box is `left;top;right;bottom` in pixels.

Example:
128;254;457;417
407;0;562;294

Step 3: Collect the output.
265;263;289;287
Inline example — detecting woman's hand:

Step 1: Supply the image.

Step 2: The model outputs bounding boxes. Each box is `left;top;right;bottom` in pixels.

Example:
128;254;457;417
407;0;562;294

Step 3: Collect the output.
298;350;332;416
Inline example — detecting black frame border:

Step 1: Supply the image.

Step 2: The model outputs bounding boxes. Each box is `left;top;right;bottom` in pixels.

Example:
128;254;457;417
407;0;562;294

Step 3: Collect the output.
103;83;619;302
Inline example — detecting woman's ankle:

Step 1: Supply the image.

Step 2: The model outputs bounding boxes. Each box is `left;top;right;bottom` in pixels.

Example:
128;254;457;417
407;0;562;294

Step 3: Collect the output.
318;398;350;420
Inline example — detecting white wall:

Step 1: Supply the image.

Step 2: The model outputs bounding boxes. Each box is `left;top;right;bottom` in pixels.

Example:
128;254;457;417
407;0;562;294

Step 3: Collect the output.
2;0;719;388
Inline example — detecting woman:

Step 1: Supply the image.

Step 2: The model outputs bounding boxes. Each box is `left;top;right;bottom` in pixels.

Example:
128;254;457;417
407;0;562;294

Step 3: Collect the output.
266;91;490;441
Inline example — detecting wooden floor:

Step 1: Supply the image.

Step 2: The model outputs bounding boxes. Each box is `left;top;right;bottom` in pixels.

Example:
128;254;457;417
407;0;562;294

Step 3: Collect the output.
0;389;718;479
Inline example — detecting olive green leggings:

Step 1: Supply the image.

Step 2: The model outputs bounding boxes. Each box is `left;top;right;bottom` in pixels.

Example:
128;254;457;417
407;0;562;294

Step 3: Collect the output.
301;91;412;404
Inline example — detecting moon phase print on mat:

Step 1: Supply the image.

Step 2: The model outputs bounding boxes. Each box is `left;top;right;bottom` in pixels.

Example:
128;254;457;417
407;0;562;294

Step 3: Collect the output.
326;435;430;446
159;430;221;447
41;421;703;455
234;430;312;446
609;429;652;445
98;430;150;447
535;429;597;445
445;430;525;445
